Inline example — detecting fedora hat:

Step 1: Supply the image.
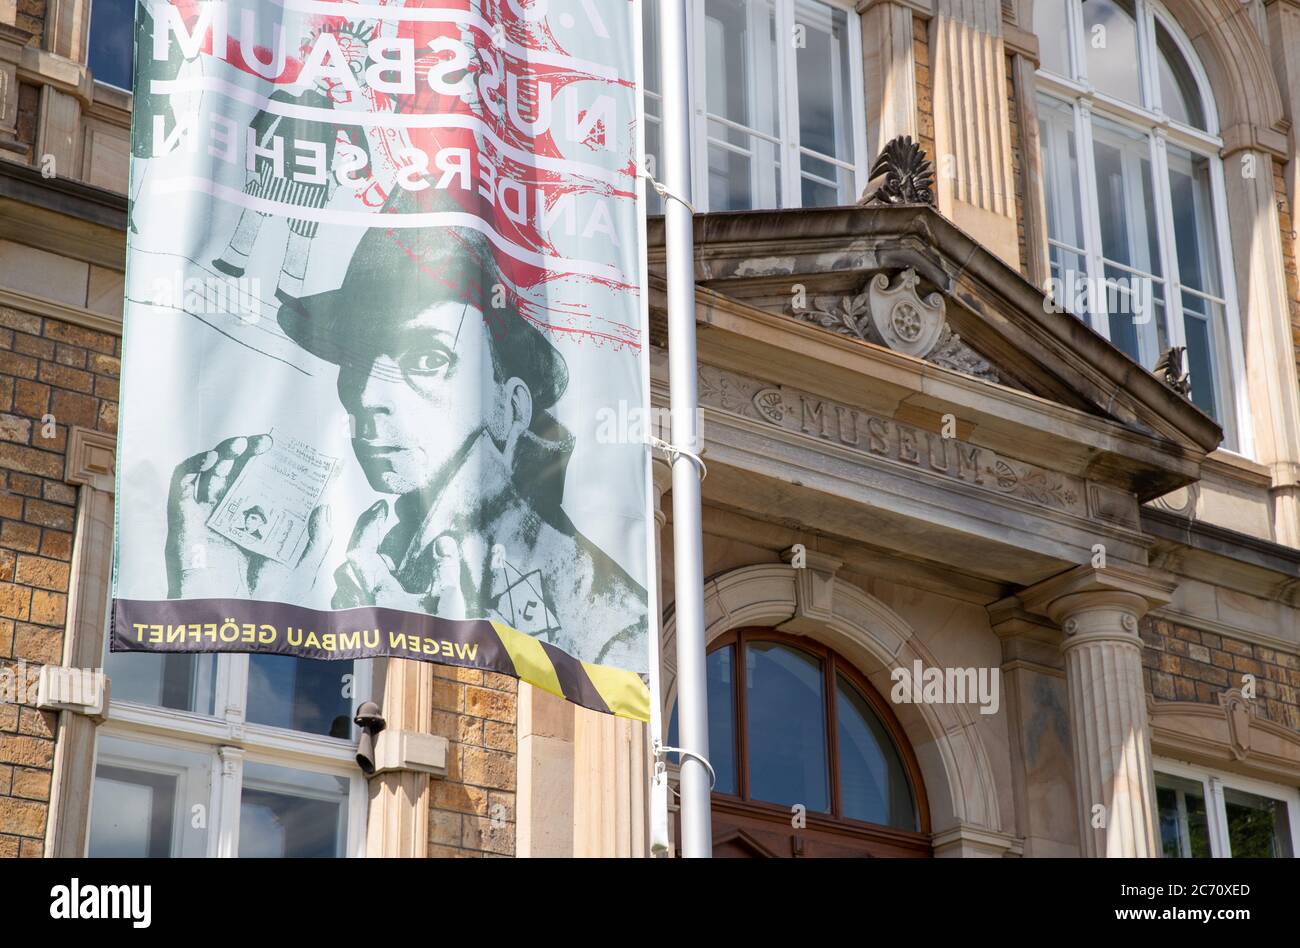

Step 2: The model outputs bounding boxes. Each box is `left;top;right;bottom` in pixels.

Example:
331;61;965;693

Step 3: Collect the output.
278;224;569;410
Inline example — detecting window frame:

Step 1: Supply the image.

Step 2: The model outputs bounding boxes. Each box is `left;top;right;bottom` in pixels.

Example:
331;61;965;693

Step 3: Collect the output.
1033;0;1251;456
645;0;868;213
701;627;930;843
91;642;373;858
1155;758;1300;858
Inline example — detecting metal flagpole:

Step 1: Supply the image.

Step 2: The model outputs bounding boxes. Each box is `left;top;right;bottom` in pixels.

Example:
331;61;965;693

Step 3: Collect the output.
658;0;713;858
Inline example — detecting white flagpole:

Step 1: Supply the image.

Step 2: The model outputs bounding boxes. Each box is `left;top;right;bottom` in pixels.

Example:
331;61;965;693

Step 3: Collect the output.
658;0;713;858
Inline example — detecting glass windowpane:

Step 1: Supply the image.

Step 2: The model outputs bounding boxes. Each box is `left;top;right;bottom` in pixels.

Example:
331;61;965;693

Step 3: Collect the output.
1155;773;1212;858
1224;787;1294;858
89;736;211;858
238;762;350;858
836;673;916;829
745;642;829;812
1034;0;1073;77
246;655;356;739
1081;0;1142;106
106;650;217;716
1155;19;1206;130
89;0;135;91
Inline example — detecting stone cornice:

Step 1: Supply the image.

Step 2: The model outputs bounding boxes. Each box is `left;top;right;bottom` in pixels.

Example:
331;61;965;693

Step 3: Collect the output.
652;277;1208;501
0;286;122;336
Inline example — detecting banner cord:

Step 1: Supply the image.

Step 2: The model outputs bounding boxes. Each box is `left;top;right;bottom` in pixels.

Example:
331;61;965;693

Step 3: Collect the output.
648;435;707;481
653;738;716;791
639;164;698;215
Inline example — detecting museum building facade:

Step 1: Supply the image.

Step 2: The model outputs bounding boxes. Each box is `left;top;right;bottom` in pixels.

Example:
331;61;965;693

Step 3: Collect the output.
0;0;1299;857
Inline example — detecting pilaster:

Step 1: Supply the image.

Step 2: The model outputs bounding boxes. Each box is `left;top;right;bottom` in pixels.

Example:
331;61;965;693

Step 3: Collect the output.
1020;565;1176;857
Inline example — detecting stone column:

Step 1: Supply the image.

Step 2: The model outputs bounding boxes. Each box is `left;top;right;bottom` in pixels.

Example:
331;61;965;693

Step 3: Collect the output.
365;657;433;856
1020;565;1175;857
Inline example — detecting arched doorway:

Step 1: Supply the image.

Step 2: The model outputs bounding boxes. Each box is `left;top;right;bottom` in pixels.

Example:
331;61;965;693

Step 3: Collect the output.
670;628;931;857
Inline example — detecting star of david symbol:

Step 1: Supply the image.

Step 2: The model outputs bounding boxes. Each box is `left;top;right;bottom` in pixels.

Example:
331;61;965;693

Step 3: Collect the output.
488;562;560;639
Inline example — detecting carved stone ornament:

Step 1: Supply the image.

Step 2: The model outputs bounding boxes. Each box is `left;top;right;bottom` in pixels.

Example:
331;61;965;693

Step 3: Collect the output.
859;136;935;207
1220;688;1254;761
1153;346;1192;398
868;268;946;357
792;272;1003;385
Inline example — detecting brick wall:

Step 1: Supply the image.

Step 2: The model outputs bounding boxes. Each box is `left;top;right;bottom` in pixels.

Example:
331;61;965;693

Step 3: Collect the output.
914;17;935;170
1142;616;1300;732
15;0;45;41
0;305;120;858
427;666;518;857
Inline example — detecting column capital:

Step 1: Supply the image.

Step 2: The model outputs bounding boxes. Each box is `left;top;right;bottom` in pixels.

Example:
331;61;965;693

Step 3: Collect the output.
1018;564;1176;644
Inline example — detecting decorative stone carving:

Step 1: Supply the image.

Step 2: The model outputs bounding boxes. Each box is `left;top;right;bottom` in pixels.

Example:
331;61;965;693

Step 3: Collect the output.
793;277;1003;385
927;325;1002;384
801;287;873;342
1147;482;1200;519
867;268;946;357
859;135;935;206
1153;346;1192;397
1220;689;1254;761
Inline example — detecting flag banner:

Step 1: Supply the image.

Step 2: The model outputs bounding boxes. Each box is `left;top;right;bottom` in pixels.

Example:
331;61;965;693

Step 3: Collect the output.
111;0;652;720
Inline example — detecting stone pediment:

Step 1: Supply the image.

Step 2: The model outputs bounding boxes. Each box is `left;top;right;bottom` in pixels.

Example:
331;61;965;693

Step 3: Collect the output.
646;204;1222;467
791;268;1008;388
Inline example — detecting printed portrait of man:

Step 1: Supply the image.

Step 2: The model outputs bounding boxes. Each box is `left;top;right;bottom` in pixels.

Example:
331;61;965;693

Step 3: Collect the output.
237;506;268;541
165;224;647;669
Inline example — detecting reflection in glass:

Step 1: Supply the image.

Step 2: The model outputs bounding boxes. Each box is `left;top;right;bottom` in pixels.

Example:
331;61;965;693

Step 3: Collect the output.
1167;146;1234;441
88;736;211;858
745;642;829;812
796;2;855;206
667;646;739;795
642;0;664;215
106;650;217;716
1082;0;1142;105
1155;19;1205;130
1034;0;1073;78
704;0;781;210
89;766;178;858
238;762;350;858
1092;116;1163;367
246;655;355;738
89;0;135;91
836;674;916;830
1156;773;1211;858
1039;95;1088;318
1224;788;1294;858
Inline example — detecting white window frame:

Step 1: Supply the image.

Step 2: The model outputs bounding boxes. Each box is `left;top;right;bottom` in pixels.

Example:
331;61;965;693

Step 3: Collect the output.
645;0;867;212
1155;758;1300;858
89;645;373;858
1034;0;1251;456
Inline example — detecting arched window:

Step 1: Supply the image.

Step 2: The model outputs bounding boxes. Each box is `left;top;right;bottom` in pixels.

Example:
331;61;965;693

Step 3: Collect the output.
1033;0;1248;453
669;629;929;857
